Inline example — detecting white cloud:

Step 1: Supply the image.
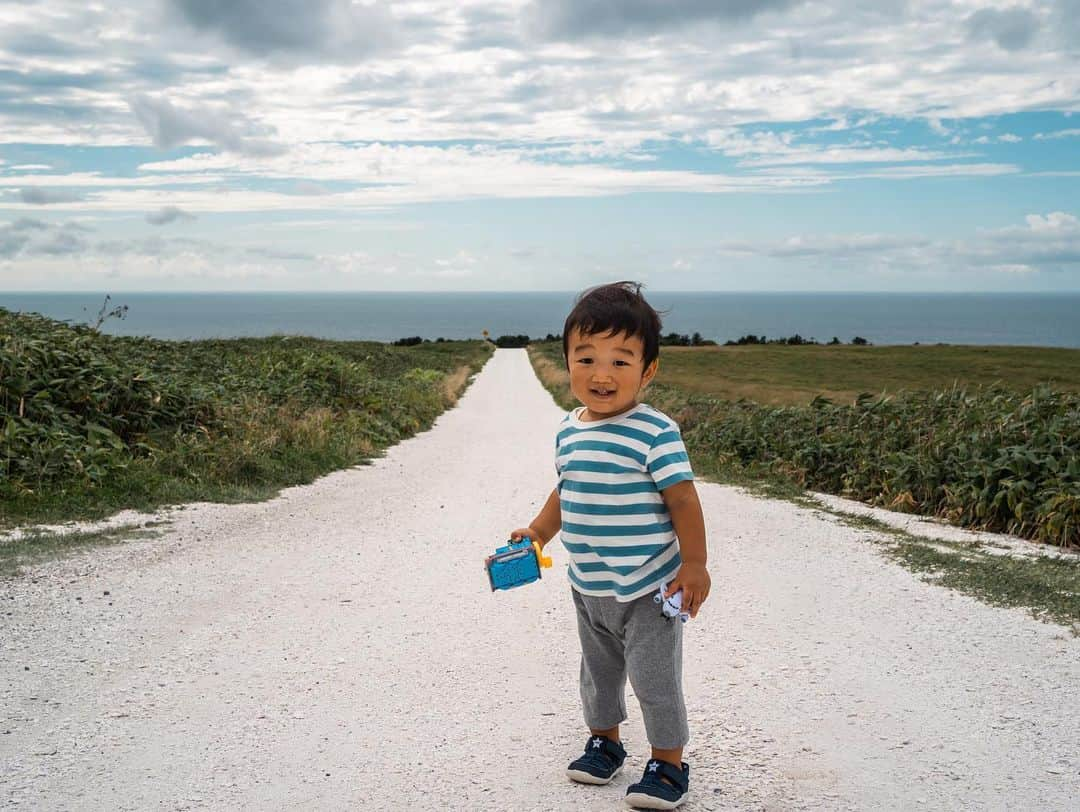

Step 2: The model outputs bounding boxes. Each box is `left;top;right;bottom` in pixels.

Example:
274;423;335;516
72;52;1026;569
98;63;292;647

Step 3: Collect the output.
434;249;477;269
0;172;222;188
927;118;951;137
6;142;832;212
0;0;1077;151
828;163;1017;179
1034;128;1080;140
972;133;1023;144
705;128;966;166
0;1;1075;293
1023;212;1079;232
0;136;1023;216
712;212;1080;278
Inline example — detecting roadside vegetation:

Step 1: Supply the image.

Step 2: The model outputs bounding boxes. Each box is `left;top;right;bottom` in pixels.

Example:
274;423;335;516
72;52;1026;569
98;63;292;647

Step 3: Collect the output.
819;505;1080;631
528;340;1080;630
0;523;165;578
657;343;1080;406
0;308;492;534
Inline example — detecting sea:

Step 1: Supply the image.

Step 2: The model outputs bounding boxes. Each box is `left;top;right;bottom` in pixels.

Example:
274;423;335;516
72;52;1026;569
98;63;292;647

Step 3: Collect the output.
2;291;1079;348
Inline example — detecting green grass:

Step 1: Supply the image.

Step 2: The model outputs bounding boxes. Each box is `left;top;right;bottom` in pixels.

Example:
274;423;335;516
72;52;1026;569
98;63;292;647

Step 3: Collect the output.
823;506;1079;633
1;308;493;530
888;539;1079;631
657;343;1080;406
530;340;1080;407
0;524;165;578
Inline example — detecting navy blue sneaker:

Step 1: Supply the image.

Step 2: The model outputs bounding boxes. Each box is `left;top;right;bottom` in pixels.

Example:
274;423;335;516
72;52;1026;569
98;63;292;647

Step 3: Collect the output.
566;735;627;785
624;758;690;810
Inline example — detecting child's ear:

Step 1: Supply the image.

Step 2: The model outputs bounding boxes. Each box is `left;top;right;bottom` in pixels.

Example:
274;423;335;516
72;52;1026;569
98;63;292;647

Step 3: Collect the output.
641;357;659;387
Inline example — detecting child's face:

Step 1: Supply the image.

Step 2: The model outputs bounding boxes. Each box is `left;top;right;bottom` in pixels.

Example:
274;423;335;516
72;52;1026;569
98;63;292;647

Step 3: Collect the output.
565;326;658;420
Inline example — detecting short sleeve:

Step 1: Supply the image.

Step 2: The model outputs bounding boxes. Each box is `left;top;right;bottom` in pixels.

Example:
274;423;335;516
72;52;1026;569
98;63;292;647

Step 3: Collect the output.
646;423;694;490
554;415;569;475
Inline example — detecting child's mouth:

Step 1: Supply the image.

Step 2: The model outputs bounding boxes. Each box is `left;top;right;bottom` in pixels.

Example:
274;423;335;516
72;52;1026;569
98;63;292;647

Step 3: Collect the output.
591;388;614;398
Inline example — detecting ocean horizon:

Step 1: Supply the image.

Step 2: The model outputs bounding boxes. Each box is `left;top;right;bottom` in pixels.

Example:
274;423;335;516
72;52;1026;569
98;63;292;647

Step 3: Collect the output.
4;291;1080;349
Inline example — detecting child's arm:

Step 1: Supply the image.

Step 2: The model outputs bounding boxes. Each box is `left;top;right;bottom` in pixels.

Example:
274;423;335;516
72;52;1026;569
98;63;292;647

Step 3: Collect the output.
660;479;711;618
509;488;561;548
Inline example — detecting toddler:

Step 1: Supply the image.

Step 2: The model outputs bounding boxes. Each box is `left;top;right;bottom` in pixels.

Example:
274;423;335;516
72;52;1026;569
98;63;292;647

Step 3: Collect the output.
510;281;710;810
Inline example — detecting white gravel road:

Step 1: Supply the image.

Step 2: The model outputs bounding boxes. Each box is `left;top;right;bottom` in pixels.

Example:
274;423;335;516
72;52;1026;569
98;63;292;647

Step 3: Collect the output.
2;348;1078;811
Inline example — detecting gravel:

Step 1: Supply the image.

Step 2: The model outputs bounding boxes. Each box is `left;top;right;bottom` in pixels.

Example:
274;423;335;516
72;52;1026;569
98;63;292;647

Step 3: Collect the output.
2;348;1078;811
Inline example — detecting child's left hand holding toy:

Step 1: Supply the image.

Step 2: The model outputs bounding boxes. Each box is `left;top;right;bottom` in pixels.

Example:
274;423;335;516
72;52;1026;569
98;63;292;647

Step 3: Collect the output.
664;562;711;619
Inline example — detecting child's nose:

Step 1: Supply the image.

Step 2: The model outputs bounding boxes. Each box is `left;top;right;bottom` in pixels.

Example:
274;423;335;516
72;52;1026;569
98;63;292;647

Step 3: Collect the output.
592;362;616;376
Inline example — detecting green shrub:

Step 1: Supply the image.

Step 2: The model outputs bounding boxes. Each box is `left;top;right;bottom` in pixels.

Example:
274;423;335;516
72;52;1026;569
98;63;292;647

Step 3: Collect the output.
1;311;212;492
0;308;492;525
647;382;1080;547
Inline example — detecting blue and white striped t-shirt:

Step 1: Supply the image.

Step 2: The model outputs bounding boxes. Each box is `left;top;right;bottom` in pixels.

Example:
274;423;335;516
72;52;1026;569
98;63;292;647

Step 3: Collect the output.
555;402;695;602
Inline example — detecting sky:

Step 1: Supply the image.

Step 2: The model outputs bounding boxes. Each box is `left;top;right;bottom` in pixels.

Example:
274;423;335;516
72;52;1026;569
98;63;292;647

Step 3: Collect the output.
0;0;1078;293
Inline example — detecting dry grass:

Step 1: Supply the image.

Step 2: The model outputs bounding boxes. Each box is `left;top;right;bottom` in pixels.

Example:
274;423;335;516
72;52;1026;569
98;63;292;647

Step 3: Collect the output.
442;365;473;405
529;351;572;400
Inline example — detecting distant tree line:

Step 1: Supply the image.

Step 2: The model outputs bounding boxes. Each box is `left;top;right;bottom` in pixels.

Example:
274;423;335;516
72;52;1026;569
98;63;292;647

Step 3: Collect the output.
724;334;871;346
480;332;718;348
391;336;451;346
661;332;716;346
394;333;873;347
489;334;533;348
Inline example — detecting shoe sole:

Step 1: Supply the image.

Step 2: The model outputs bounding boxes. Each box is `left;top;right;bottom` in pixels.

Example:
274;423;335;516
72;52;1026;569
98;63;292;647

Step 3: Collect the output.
623;790;685;810
566;764;622;785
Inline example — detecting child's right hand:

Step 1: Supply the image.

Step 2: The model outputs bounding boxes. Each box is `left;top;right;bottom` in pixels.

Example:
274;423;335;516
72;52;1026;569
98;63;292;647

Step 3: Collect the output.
509;527;544;546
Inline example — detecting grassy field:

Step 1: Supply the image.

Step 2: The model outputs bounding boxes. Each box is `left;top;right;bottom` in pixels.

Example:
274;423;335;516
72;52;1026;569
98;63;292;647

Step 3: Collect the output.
1;308;493;534
656;344;1080;405
531;340;1080;407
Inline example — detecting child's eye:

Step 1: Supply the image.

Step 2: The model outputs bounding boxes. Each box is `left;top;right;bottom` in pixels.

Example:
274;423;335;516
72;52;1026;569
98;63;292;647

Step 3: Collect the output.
615;360;629;366
577;358;593;364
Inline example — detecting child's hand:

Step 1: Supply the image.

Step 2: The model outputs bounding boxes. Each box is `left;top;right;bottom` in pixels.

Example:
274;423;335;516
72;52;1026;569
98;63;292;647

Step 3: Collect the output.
509;527;543;545
664;563;711;618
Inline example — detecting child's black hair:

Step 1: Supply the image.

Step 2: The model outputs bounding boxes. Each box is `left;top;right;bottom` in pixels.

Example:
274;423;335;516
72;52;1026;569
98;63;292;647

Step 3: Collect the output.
562;281;662;370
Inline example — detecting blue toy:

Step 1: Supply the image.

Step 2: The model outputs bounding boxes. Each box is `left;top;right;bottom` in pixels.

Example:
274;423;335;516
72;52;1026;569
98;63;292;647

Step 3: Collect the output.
485;538;553;591
654;581;690;623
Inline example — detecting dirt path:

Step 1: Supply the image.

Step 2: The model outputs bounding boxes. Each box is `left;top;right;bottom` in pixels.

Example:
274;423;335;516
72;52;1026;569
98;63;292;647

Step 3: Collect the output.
2;349;1078;811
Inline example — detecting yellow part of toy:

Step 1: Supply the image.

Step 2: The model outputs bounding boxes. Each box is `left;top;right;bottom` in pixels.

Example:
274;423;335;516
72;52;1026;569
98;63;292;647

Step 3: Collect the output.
532;540;553;568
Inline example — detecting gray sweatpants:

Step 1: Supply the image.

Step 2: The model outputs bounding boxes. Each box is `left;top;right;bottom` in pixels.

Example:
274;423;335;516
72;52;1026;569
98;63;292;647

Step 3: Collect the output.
572;587;689;750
